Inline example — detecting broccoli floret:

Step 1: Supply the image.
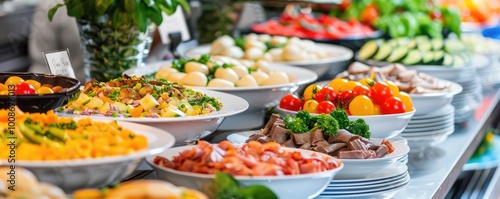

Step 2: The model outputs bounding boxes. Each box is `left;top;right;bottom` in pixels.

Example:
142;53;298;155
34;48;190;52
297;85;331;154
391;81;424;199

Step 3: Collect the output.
330;108;349;129
284;115;309;134
315;114;339;136
347;119;371;139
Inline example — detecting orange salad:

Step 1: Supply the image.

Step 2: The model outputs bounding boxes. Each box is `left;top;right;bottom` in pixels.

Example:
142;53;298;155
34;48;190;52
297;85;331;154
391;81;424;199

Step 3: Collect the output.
0;107;148;160
154;140;342;176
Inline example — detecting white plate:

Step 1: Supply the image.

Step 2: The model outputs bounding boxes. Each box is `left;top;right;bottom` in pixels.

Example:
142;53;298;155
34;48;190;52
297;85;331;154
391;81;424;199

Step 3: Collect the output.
402;125;455;137
317;178;409;198
323;174;409;193
331;161;408;183
404;122;454;133
328;171;407;187
408;116;454;126
59;89;248;145
411;104;455;120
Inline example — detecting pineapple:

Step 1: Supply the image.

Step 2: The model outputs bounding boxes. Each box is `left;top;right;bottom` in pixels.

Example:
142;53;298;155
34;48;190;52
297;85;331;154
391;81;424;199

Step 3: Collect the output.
140;94;159;111
160;104;185;117
114;102;128;112
72;93;90;107
84;98;104;110
99;102;111;114
179;99;193;112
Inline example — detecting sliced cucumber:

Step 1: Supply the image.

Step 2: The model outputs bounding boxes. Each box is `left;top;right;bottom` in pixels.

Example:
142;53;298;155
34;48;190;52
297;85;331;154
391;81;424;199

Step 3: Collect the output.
358;40;380;60
433;51;445;65
406;39;417;49
373;43;393;61
387;39;399;47
442;53;454;66
423;51;434;64
453;55;466;67
387;47;409;63
402;50;423;65
445;40;467;53
417;41;433;51
396;38;410;46
431;38;444;50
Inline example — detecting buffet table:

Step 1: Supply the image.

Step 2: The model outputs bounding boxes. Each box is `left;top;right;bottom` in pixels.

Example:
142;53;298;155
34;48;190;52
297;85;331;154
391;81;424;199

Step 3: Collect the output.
126;84;500;198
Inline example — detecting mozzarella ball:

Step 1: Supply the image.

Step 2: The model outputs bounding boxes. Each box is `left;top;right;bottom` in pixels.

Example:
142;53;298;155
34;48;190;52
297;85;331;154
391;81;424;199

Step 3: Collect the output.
221;46;244;59
308;52;319;60
268;48;283;62
255;60;271;74
270;36;288;47
232;64;249;78
185;62;209;75
287;37;301;44
239;60;255;68
167;72;187;83
261;71;290;86
245;33;259;41
181;72;208;86
260;53;273;62
298;39;317;51
314;50;331;59
155;68;178;79
251;70;270;85
244;47;264;60
244;40;266;51
236;74;258;87
207;78;235;87
215;68;239;83
258;34;272;42
282;43;302;61
210;35;234;55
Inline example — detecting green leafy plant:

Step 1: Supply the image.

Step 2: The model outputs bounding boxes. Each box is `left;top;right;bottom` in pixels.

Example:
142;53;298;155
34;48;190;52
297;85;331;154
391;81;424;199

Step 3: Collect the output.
48;0;190;32
214;172;278;199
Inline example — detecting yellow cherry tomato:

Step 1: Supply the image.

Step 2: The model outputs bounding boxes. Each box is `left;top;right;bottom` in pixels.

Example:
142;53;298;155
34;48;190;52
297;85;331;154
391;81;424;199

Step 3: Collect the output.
303;84;321;101
5;76;24;86
359;78;375;87
52;86;63;93
25;79;41;90
329;78;348;93
73;189;103;199
0;90;8;95
396;92;413;112
41;84;54;88
36;87;54;94
373;104;381;115
385;80;400;95
349;95;375;116
303;99;319;113
341;81;362;92
0;83;7;92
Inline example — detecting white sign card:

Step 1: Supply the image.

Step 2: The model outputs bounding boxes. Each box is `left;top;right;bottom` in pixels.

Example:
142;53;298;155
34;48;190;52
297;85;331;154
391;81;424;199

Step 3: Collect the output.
43;49;76;78
158;5;191;44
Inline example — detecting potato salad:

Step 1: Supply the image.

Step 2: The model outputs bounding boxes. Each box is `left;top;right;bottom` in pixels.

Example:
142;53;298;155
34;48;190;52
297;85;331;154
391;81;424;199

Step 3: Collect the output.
209;34;333;62
153;54;295;88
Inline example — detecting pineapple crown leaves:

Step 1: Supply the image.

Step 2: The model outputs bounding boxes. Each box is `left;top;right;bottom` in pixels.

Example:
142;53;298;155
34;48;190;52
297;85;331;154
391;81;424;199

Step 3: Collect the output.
48;0;190;32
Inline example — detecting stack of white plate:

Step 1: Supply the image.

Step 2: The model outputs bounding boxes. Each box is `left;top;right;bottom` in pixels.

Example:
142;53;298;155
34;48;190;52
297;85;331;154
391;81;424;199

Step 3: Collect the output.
316;162;410;198
476;53;500;86
401;105;455;151
452;76;482;123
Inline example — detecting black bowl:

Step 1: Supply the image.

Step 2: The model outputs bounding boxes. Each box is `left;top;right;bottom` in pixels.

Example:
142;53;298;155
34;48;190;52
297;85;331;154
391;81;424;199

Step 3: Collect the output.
0;73;80;113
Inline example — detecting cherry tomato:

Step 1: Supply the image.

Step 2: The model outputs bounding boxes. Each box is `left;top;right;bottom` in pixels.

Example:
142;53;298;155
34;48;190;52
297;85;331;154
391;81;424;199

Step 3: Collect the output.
314;86;337;103
0;83;7;92
52;86;63;93
5;76;24;86
36;87;54;95
14;82;35;95
338;90;354;108
396;92;413;112
340;81;362;92
25;80;41;90
317;101;336;114
279;94;302;111
381;96;406;114
352;85;371;98
329;78;348;93
303;84;320;101
385;80;400;95
360;3;379;24
349;95;375;116
303;99;319;113
370;82;393;105
374;104;381;115
359;78;374;87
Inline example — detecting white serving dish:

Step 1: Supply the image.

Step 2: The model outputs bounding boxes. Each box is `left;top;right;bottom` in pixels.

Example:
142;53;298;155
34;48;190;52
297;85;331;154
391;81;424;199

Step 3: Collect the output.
147;146;344;199
124;62;317;130
183;43;353;79
0;120;176;193
409;54;489;81
60;90;248;146
334;139;410;179
276;106;415;139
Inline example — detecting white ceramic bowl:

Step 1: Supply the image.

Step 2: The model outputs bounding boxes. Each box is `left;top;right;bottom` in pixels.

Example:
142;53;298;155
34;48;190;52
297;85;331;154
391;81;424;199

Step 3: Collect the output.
409;54;489;81
276;106;415;139
0;120;176;193
124;62;317;130
334;139;410;179
60;90;248;146
147;146;344;199
183;44;353;79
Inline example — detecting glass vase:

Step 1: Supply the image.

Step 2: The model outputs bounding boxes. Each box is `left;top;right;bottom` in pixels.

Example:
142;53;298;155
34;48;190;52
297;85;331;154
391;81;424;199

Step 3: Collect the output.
77;17;154;82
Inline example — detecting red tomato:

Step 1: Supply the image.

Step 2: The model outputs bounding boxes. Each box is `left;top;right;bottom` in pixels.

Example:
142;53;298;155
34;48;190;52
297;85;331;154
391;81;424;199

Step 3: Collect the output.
279;94;302;111
14;82;35;95
317;101;336;114
370;82;393;105
381;97;406;114
314;87;337;103
352;85;371;98
338;90;354;108
360;3;379;24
